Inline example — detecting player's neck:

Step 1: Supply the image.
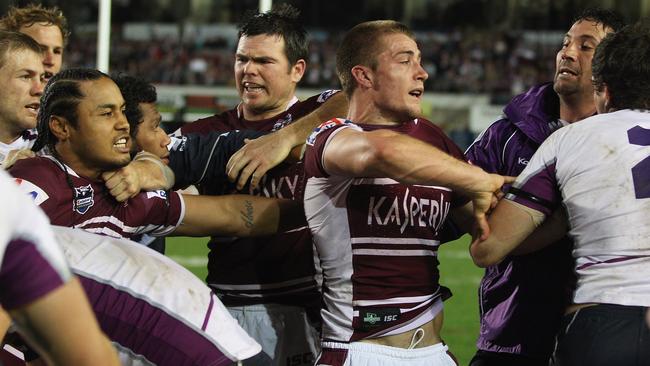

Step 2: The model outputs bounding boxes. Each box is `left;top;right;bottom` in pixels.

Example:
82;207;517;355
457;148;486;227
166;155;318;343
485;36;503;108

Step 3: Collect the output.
347;96;402;126
559;95;597;123
0;125;23;145
55;147;102;181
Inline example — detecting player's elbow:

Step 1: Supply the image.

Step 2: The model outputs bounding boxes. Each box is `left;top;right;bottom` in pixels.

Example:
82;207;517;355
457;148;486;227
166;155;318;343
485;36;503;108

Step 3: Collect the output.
469;243;501;268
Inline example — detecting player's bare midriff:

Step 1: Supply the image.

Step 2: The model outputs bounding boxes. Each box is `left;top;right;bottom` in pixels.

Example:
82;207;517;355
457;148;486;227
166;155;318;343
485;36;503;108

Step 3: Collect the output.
360;312;443;348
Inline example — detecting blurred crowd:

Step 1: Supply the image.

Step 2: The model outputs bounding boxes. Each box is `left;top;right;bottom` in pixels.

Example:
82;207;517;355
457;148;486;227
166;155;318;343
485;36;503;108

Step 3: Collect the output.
66;28;558;102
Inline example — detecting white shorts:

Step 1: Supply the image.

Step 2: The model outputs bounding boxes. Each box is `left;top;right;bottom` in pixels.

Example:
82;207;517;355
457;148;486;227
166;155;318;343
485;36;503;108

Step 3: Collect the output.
317;341;457;366
228;303;320;366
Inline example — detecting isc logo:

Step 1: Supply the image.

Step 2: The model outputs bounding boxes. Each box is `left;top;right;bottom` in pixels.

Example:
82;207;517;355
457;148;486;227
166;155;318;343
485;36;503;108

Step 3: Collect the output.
286;352;313;366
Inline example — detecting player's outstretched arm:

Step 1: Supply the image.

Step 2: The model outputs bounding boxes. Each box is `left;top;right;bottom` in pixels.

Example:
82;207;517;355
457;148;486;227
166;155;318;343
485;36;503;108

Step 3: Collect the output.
326;127;507;195
9;278;119;366
227;91;349;189
173;194;305;237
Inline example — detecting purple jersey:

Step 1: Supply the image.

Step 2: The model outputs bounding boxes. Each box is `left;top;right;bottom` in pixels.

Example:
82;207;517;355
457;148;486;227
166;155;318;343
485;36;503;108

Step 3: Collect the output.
178;91;336;307
0;170;71;311
303;118;467;342
9;156;184;239
465;83;574;358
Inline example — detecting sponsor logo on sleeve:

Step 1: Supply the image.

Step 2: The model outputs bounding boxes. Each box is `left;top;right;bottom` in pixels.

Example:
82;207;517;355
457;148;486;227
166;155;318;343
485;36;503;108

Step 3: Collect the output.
14;178;49;205
306;118;358;146
317;89;339;103
73;184;94;214
146;190;168;200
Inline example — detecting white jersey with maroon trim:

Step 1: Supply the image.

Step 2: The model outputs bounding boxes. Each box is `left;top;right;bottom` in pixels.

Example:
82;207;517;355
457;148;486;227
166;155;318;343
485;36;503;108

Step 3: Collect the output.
506;109;650;307
303;118;468;342
53;226;261;365
0;169;71;311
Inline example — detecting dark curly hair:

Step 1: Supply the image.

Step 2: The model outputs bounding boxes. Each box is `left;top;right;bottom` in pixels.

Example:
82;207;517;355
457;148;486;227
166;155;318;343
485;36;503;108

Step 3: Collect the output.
592;21;650;111
112;73;157;139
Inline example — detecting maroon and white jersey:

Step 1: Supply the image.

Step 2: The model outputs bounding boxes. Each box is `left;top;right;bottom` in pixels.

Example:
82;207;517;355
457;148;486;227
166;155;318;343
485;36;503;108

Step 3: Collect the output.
0;170;71;311
176;91;337;307
0;129;37;167
303;118;468;342
53;226;261;366
9;155;184;240
507;109;650;307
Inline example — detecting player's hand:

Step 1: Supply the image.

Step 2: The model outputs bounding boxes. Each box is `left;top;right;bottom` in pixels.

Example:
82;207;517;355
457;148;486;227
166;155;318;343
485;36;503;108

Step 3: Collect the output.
3;149;35;169
226;133;293;190
471;174;515;241
102;164;143;202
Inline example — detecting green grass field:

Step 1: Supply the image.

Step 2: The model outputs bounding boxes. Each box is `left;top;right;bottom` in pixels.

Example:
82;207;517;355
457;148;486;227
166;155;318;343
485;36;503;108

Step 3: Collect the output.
166;234;482;366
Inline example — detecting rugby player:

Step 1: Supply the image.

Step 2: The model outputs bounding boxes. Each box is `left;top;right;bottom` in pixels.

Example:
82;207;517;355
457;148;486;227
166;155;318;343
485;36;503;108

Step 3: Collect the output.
0;170;119;366
0;3;68;80
464;8;625;366
302;20;508;365
175;5;347;364
0;31;43;168
9;68;303;241
470;21;650;366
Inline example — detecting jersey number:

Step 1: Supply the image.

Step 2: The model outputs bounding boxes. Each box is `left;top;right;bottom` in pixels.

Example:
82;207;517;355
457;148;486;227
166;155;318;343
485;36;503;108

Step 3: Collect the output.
628;126;650;199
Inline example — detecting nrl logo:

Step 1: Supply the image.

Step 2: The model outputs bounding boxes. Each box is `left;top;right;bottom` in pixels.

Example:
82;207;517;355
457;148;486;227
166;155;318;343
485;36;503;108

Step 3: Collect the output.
73;184;94;214
363;312;381;325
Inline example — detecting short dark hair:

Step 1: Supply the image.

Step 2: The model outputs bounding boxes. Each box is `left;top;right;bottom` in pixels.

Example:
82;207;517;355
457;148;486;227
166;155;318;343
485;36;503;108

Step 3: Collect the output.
336;20;414;96
112;74;157;138
592;21;650;111
238;3;307;68
33;68;109;152
0;30;43;69
574;8;626;32
0;3;70;45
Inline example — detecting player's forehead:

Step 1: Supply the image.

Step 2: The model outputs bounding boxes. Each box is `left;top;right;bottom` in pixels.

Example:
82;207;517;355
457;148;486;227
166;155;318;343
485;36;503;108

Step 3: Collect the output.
19;23;63;47
378;33;421;60
140;102;161;122
236;33;287;60
1;48;43;73
565;20;610;43
78;77;124;109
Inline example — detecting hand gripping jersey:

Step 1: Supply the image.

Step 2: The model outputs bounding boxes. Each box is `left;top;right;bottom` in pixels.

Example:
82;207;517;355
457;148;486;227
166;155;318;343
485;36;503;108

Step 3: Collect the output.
507;109;650;307
0;170;71;311
177;91;336;307
0;129;37;168
465;82;574;358
303;118;468;342
52;226;261;366
9;155;184;239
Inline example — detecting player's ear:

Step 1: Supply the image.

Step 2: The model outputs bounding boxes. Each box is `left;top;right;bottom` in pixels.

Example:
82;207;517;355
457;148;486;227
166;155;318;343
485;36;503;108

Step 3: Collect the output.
351;65;373;89
290;59;306;83
49;115;71;141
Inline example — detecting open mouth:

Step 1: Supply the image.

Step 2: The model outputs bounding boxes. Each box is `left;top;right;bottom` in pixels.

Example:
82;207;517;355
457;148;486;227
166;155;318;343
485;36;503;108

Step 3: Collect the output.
558;67;578;77
113;136;130;151
25;103;40;115
242;81;265;93
409;89;423;98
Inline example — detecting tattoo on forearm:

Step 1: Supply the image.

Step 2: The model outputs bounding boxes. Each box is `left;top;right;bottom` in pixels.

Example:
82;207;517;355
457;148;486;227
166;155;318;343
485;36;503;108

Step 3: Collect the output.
240;200;254;228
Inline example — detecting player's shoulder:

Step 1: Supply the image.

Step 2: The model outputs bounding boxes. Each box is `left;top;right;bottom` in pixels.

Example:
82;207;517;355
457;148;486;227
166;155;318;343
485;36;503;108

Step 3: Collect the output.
10;156;60;179
181;109;238;134
306;118;360;146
